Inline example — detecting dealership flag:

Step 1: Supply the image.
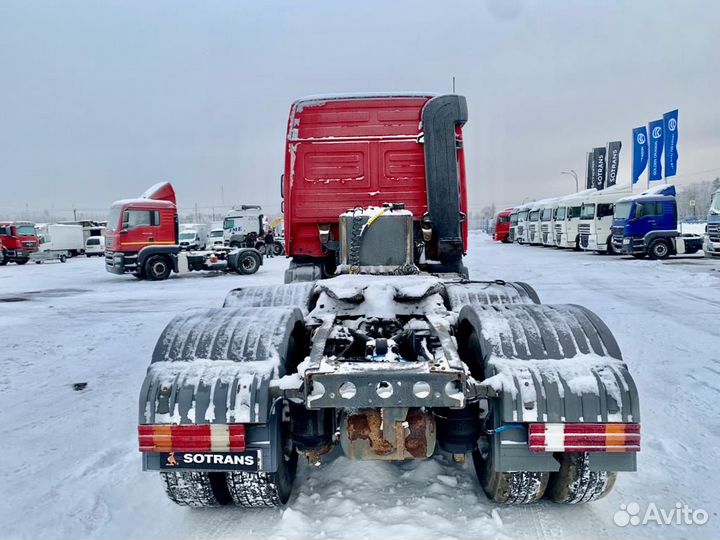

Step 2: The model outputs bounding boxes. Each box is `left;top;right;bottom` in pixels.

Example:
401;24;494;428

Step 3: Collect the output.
663;109;679;177
592;146;607;190
585;151;594;189
648;119;664;181
632;127;648;184
605;141;622;187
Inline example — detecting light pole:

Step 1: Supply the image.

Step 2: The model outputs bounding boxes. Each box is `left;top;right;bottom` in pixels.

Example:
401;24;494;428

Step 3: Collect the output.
561;170;579;192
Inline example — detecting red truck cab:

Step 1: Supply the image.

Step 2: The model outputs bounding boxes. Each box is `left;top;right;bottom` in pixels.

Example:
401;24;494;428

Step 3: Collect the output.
105;183;178;276
282;93;468;279
0;221;39;265
493;209;513;243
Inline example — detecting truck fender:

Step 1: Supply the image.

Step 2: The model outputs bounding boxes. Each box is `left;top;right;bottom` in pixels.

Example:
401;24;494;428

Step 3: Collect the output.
137;245;180;272
457;304;640;425
140;306;305;476
227;247;263;270
642;230;678;247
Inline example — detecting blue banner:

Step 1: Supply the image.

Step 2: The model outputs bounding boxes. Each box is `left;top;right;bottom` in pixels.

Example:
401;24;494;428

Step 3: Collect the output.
632;127;648;184
648;119;664;181
663;109;679;177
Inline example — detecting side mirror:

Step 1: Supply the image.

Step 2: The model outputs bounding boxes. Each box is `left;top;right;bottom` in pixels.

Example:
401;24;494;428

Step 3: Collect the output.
121;228;128;234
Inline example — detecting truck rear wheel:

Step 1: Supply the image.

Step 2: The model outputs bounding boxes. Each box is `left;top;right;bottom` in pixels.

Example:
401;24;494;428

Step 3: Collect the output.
161;471;232;507
273;241;285;255
546;452;616;504
226;430;297;507
15;258;29;265
144;255;172;280
648;239;671;260
473;445;549;504
236;252;260;275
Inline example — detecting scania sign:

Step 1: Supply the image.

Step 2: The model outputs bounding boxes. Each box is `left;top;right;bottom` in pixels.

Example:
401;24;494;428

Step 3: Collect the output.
160;450;260;471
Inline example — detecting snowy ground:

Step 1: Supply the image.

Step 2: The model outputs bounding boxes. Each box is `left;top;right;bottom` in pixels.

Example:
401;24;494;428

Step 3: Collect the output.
2;234;719;540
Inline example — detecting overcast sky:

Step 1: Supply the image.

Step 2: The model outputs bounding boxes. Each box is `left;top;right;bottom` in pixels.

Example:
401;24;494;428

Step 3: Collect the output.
1;0;718;218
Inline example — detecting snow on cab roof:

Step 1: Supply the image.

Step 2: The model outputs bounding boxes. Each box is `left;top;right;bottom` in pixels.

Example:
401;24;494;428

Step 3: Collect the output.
617;184;676;203
294;92;437;110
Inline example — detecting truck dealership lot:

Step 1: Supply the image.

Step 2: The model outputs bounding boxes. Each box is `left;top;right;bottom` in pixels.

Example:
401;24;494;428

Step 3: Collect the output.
1;231;718;540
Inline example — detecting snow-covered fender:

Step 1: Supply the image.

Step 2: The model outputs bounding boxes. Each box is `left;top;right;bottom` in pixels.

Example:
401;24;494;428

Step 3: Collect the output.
223;282;317;315
458;303;640;473
444;280;540;310
139;306;304;472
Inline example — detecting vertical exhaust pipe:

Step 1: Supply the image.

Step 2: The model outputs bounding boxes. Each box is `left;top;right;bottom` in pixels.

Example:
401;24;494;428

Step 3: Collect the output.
421;95;468;273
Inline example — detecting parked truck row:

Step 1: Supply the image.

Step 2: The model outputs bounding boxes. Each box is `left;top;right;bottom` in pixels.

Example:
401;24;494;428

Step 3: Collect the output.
497;184;707;260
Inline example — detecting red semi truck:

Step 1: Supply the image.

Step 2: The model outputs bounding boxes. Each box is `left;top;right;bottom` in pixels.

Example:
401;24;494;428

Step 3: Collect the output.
493;208;513;243
138;94;640;509
0;221;39;265
105;183;263;280
282;93;469;281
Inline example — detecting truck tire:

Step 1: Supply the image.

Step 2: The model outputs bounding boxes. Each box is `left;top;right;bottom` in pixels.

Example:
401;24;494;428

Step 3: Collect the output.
685;246;700;255
226;427;298;507
15;258;29;265
59;255;67;263
144;255;172;280
0;254;7;266
230;241;241;248
161;471;232;507
236;252;260;275
254;241;266;254
273;241;285;255
546;452;616;504
648;239;671;260
473;444;549;504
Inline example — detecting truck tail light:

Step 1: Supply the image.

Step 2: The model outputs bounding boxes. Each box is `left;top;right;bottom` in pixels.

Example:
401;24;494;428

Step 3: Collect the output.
138;424;246;453
528;423;640;453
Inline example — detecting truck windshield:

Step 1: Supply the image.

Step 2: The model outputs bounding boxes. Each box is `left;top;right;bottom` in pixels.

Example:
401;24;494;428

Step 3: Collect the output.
529;211;540;221
17;226;36;236
580;204;595;220
497;215;510;223
108;207;122;231
223;218;234;229
510;214;518;224
179;232;197;240
614;202;632;220
541;208;553;221
555;207;566;220
711;193;720;214
518;211;528;221
568;206;581;219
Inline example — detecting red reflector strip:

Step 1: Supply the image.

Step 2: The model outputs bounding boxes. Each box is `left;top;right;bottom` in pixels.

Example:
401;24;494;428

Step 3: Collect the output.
528;423;640;453
138;424;246;453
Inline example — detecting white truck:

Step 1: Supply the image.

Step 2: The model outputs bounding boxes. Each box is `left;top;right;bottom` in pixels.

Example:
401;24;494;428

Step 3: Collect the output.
514;203;531;244
208;226;225;248
579;185;632;254
223;206;264;247
178;223;209;251
35;224;85;257
538;198;558;246
553;189;596;249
